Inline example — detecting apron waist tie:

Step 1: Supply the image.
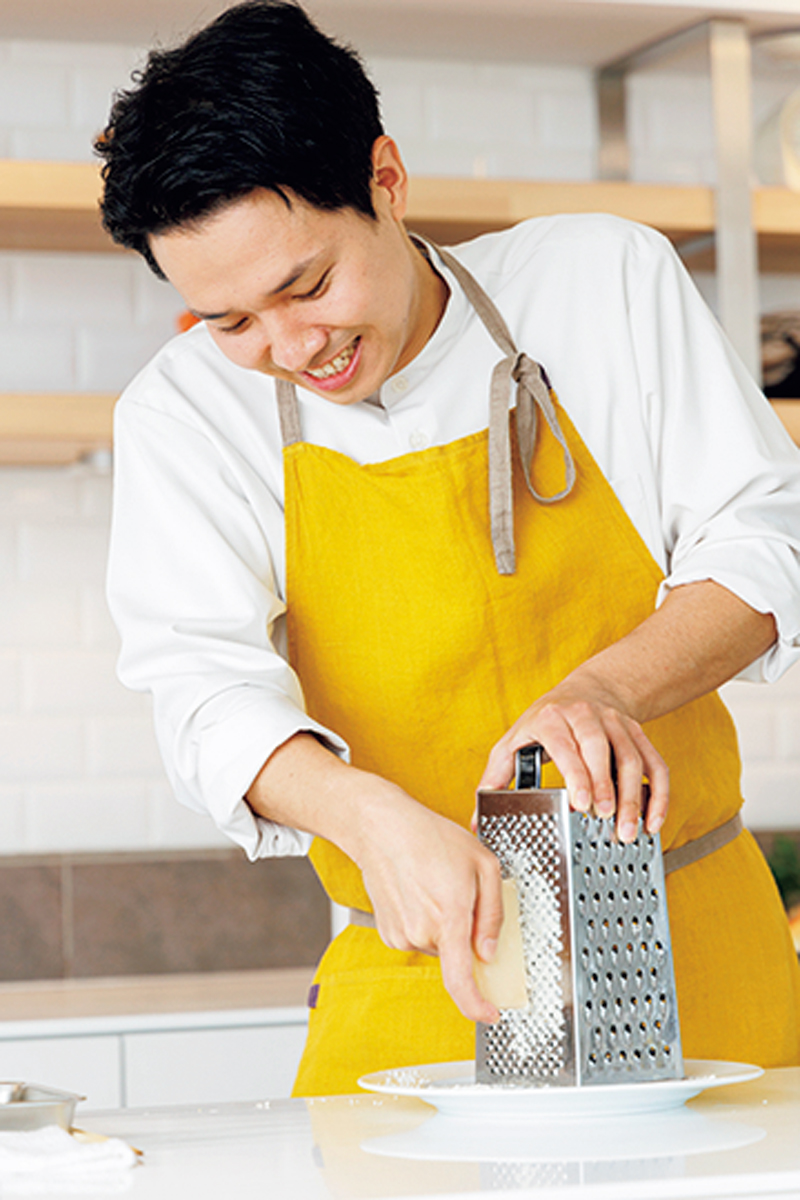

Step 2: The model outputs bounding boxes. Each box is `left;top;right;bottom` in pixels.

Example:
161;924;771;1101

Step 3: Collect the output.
346;812;744;929
661;811;743;876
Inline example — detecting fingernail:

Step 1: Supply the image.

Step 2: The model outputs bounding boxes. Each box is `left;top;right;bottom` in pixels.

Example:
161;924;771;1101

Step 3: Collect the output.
648;814;664;833
620;820;637;842
572;788;591;813
597;802;614;819
480;937;498;963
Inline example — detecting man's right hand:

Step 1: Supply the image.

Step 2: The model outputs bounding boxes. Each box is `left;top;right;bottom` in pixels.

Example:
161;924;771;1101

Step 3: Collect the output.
247;732;503;1024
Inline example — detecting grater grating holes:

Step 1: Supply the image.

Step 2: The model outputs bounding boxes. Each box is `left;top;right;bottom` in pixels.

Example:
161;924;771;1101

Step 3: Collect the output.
478;811;569;1080
477;793;682;1086
573;817;675;1081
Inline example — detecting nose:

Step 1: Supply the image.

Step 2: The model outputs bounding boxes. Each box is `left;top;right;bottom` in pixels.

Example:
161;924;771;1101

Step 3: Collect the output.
267;312;328;374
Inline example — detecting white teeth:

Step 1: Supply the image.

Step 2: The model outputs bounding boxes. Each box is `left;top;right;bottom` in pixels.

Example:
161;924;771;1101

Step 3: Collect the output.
307;339;358;379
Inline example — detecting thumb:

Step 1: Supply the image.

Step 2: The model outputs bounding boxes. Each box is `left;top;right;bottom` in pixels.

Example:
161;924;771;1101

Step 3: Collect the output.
472;862;504;963
477;746;515;793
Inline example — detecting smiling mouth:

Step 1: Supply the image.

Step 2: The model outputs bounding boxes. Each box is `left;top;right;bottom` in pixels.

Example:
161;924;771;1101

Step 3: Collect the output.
304;337;361;381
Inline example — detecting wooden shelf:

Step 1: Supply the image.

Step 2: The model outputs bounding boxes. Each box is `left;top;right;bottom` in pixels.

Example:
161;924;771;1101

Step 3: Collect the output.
0;392;116;464
1;162;799;461
4;160;800;268
407;179;800;271
0;160;116;253
407;177;717;245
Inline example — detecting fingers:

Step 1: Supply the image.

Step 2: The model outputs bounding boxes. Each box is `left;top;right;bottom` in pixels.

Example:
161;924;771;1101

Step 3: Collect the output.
361;801;505;1024
440;923;500;1024
479;697;670;844
377;879;502;1023
441;861;502;1023
472;856;504;965
478;730;554;795
630;725;669;835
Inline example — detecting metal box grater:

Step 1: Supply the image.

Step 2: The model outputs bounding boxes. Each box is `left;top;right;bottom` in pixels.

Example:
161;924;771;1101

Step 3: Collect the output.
476;744;683;1087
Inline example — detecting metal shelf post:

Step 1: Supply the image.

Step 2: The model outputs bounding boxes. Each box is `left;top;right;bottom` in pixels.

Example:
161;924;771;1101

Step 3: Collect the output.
597;19;761;382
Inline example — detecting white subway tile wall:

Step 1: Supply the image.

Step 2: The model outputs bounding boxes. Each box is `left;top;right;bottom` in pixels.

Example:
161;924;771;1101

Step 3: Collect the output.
0;37;798;855
723;671;800;829
0;464;229;854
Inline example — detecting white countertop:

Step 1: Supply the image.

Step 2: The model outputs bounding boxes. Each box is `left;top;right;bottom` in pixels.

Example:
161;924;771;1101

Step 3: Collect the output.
0;969;313;1037
70;1067;800;1200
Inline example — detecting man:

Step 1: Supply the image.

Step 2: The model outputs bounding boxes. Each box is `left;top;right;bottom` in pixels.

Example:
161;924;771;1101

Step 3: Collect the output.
98;0;800;1094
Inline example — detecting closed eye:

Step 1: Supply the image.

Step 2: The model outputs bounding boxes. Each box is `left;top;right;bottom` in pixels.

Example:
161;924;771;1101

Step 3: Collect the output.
215;316;249;334
297;269;331;301
208;266;331;332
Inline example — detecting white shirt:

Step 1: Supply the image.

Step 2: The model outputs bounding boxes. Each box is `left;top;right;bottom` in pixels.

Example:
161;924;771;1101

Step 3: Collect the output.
107;215;800;859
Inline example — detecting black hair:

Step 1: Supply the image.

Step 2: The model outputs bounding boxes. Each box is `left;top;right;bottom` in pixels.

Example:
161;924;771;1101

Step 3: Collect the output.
95;0;384;277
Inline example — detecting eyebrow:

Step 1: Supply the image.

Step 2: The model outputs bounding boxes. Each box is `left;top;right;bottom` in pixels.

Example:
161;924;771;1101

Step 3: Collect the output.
189;254;324;321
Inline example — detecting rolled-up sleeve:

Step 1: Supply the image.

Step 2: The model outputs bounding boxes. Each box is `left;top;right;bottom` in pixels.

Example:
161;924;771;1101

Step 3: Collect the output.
108;390;347;860
629;232;800;681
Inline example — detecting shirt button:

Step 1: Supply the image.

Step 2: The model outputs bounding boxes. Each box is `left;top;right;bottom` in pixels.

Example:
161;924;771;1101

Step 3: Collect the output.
409;429;429;450
391;375;409;394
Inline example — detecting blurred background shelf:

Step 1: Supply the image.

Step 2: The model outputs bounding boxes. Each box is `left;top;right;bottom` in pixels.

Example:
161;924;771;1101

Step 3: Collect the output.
4;160;800;268
408;177;800;272
0;392;116;464
2;161;799;460
0;160;112;252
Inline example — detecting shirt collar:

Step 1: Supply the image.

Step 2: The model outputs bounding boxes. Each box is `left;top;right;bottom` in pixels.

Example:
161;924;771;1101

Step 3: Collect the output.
376;238;474;408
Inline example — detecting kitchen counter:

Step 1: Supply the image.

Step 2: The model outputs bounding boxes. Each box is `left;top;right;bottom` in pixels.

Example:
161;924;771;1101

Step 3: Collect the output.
0;968;313;1031
71;1066;800;1200
0;971;314;1108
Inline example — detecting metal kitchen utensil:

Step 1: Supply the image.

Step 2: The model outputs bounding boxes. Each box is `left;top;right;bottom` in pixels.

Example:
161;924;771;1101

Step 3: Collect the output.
475;744;683;1087
0;1082;84;1131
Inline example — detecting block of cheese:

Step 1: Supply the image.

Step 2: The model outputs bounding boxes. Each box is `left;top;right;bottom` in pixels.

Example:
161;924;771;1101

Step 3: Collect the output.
473;877;528;1010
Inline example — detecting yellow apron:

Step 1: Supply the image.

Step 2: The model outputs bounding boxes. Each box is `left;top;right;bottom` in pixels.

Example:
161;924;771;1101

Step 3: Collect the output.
277;246;800;1097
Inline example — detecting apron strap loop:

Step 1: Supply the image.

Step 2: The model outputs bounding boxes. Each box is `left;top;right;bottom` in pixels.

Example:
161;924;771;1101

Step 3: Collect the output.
514;352;577;506
488;350;577;575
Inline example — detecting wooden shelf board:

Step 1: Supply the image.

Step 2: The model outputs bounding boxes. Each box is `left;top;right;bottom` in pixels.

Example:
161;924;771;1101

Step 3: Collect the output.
754;188;800;238
0;160;101;209
0;161;117;252
0;392;116;439
0;169;797;461
407;177;716;241
2;161;799;257
0;207;119;253
0;393;116;463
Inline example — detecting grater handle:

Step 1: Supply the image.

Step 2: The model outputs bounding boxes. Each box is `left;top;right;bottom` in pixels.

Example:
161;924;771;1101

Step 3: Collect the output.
514;743;544;790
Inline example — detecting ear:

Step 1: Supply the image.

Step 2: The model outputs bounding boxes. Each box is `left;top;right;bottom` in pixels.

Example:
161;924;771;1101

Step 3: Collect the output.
370;135;409;222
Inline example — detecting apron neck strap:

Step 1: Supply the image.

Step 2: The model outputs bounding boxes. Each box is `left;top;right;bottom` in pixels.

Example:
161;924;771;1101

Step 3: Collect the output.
275;378;302;447
433;243;576;575
273;238;576;575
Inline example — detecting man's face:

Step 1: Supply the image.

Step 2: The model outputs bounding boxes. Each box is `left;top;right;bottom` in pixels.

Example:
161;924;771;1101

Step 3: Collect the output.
149;138;446;405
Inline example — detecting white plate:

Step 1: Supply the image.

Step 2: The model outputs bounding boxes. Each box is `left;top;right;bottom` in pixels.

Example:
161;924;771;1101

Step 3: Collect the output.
357;1059;763;1121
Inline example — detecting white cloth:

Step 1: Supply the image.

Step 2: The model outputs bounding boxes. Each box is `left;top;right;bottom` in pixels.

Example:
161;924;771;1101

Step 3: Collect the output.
107;214;800;859
0;1126;136;1194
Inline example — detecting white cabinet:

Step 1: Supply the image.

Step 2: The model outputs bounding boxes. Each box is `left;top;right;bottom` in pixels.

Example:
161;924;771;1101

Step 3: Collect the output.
0;1034;122;1109
0;1008;308;1110
123;1023;308;1107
